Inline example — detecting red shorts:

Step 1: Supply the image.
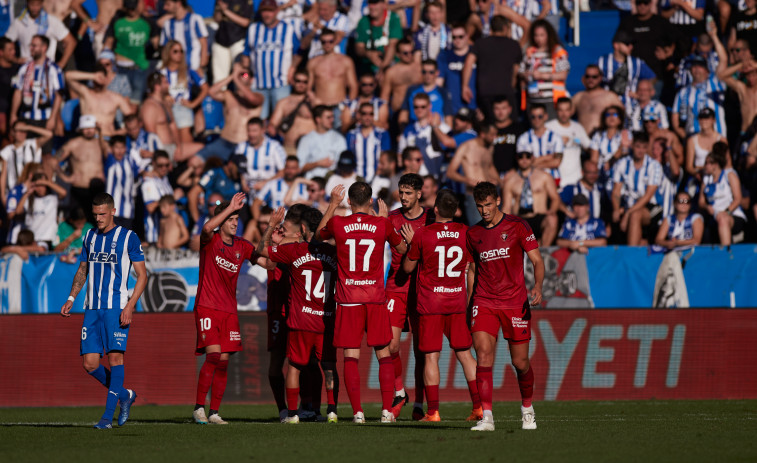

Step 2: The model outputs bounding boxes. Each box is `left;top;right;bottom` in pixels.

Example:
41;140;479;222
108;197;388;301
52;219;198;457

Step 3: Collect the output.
287;330;323;367
470;304;531;344
195;306;242;355
267;308;288;352
334;303;392;348
418;313;472;353
386;291;408;329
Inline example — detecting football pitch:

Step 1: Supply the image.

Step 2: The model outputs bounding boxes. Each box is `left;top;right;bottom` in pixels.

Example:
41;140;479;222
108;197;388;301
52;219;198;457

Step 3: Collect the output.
1;400;755;462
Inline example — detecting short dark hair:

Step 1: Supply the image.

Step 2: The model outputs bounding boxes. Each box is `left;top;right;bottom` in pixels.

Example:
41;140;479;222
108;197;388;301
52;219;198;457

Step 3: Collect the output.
158;195;176;206
556;97;572;107
285;155;299;164
93;192;115;208
421;59;437;70
311;176;326;190
398;173;423;191
473;181;498;203
381;150;397;164
530;103;547;114
32;34;50;49
302;207;324;234
434;189;458;219
348;181;372;206
109;135;126;146
147;72;164;93
247;117;264;127
710;141;729;168
490;15;509;33
478;120;496;133
313;105;333;119
214;200;239;218
124;114;139;125
632;131;649;144
413;93;430;104
401;147;421;162
17;229;35;246
396;37;414;52
493;96;511;106
0;37;13;49
154;150;170;162
286;203;310;225
320;27;336;38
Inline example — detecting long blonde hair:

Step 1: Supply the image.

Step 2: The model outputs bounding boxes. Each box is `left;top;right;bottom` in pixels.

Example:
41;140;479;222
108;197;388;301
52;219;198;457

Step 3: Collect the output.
161;40;188;85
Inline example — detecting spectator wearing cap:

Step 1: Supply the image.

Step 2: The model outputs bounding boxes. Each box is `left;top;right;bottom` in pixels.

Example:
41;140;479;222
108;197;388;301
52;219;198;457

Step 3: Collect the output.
655;191;703;250
413;2;451;62
556;193;608;253
98;49;132;101
433;107;478;153
244;0;302;120
627;79;669;132
354;0;403;76
398;93;450;178
437;24;477;125
519;19;570;120
597;30;656;107
160;0;209;72
346;102;391;183
103;0;151;103
211;0;254;84
685;107;727;181
252;155;308;217
672;55;727;139
325;151;361;208
188;155;244;223
5;0;76;68
676;32;719;90
399;59;445;125
546;97;591;188
616;0;679;79
9;35;64;133
659;0;705;44
297;105;347;180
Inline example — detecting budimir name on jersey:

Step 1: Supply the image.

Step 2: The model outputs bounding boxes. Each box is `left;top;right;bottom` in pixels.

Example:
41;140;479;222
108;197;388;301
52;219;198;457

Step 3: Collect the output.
344;223;377;233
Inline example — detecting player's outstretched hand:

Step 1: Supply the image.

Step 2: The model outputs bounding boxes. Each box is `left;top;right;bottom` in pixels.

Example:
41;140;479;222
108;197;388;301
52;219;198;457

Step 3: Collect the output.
400;223;415;244
529;286;542;307
230;192;247;211
330;184;345;206
270;207;286;228
120;306;134;327
60;300;73;317
377;198;388;218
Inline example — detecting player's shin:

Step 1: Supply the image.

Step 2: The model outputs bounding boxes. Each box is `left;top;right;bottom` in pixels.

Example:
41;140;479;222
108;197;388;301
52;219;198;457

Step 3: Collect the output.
209;358;229;414
413;346;425;408
196;352;220;409
390;351;404;394
102;364;126;422
286;364;302;418
343;356;362;414
378;356;395;413
323;367;338;414
88;364;111;388
517;365;535;408
476;366;494;415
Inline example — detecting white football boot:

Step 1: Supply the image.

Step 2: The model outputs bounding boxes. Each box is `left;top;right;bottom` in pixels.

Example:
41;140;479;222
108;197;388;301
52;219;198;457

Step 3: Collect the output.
521;405;537;430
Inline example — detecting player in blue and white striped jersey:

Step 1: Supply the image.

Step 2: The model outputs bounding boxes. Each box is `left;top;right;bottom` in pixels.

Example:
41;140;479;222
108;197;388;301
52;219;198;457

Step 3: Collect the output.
244;0;302;120
236;117;287;194
611;133;664;245
160;0;208;71
671;56;727;138
104;136;140;229
345;102;391;183
140;151;175;243
302;0;350;58
10;35;64;125
516;104;564;184
61;192;147;430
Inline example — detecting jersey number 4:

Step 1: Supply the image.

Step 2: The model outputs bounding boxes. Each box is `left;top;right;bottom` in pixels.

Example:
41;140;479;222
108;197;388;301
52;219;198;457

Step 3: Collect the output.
434;245;463;278
302;270;332;302
346;238;375;272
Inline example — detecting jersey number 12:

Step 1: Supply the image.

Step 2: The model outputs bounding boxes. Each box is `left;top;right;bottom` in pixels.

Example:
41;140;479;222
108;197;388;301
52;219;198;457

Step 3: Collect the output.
434;245;463;278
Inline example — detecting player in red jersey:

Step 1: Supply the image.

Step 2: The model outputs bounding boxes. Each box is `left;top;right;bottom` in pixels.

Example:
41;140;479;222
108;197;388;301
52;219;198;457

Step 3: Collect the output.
258;206;340;423
466;181;545;432
193;192;259;425
317;183;408;423
385;173;434;419
402;189;481;422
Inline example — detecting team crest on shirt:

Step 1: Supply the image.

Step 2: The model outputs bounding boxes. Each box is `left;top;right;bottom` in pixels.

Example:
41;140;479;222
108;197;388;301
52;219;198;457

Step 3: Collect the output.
357;217;361;222
111;242;117;249
235;252;240;260
501;233;508;242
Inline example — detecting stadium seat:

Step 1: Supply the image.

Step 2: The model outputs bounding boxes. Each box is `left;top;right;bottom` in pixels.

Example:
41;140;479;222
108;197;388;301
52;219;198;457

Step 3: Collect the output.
565;11;621;95
61;99;81;133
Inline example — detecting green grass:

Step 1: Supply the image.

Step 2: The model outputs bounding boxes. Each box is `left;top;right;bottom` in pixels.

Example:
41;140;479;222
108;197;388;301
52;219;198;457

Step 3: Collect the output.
1;401;756;462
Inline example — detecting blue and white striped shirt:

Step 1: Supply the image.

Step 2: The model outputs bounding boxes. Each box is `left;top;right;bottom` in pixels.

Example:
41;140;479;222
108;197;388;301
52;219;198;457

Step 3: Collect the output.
79;226;144;310
655;162;683;219
127;129;161;173
235;136;286;184
12;60;64;121
559;217;607;241
612;155;663;208
673;76;727;137
260;178;308;209
105;154;140;220
160;12;208;71
628;100;669;131
141;176;174;243
665;212;703;241
343;96;387;124
506;0;542;41
589;130;623;170
413;24;451;61
597;53;655;102
398;122;449;177
245;19;301;90
346;126;391;182
516;129;565;180
676;52;719;89
160;68;205;103
307;11;350;58
663;0;704;25
560;181;603;219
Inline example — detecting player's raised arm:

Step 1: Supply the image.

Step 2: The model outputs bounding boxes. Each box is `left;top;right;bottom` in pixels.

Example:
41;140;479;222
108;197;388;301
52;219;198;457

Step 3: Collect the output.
526;248;544;306
256;207;286;258
315;185;345;241
201;192;247;240
61;261;89;317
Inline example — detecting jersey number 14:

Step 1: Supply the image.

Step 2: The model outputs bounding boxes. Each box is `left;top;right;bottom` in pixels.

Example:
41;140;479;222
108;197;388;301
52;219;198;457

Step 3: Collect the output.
302;270;333;302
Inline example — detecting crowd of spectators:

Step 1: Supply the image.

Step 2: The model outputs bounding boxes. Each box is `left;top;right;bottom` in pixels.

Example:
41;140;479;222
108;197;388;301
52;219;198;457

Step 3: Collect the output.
1;0;757;260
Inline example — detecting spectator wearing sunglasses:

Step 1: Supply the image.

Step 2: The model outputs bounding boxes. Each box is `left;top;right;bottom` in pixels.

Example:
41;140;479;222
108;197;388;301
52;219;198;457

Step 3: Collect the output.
655;191;703;251
572;64;624;135
437;25;477;123
340;74;389;132
346;102;391;183
515;104;564;185
399;59;444;125
398;93;449;177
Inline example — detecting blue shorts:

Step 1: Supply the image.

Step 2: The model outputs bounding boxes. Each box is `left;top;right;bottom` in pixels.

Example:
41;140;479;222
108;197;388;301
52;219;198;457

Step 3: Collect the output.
80;309;130;356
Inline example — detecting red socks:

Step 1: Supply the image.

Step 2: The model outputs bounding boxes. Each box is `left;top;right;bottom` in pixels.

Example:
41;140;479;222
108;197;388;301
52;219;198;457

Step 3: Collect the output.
268;375;287;412
286;387;299;414
344;357;362;414
476;366;493;412
209;359;228;411
391;352;404;391
467;379;482;409
196;352;220;407
425;384;440;414
378;357;394;411
517;366;535;408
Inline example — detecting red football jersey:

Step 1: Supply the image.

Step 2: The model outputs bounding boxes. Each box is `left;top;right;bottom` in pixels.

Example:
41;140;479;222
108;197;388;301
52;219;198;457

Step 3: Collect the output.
268;241;337;333
385;207;434;293
408;221;471;315
466;214;538;309
320;213;404;304
195;233;256;314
